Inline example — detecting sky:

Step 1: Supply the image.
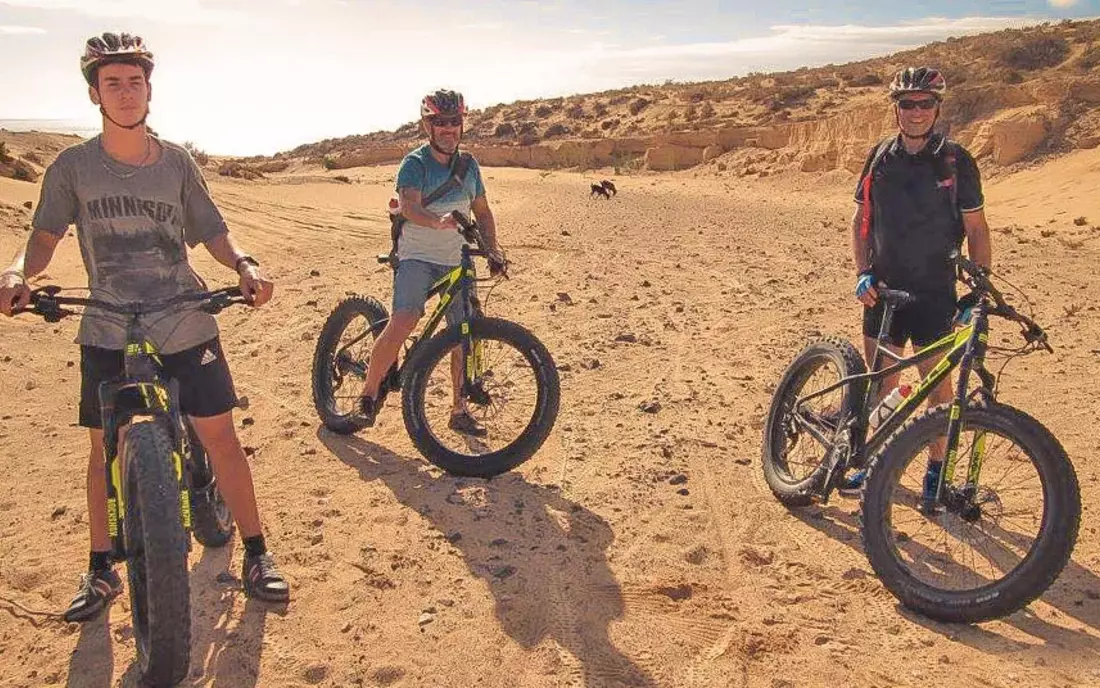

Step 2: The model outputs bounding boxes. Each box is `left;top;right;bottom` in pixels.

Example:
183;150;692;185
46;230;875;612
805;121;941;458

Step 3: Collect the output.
1;0;1096;155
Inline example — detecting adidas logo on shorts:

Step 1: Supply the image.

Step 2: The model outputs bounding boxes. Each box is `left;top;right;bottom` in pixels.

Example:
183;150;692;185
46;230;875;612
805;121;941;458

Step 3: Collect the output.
200;348;217;366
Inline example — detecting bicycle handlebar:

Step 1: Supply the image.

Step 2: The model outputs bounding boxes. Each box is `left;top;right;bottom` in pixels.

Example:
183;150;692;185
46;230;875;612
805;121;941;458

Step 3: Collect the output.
449;210;509;278
15;286;248;323
950;250;1052;353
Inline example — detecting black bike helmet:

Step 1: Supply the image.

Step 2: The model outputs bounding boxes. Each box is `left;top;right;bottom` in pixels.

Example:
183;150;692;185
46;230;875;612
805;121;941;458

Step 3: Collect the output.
888;66;946;101
81;32;154;87
420;89;467;119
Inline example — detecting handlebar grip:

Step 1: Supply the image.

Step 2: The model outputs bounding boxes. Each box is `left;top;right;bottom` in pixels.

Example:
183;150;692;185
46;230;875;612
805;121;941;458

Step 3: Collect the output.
449;210;475;231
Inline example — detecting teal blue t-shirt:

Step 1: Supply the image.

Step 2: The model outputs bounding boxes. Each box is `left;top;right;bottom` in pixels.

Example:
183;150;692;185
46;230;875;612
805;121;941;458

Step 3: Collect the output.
395;144;485;266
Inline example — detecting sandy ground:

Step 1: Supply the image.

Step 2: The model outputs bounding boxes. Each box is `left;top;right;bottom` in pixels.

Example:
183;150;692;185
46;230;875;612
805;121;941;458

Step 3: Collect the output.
0;150;1098;687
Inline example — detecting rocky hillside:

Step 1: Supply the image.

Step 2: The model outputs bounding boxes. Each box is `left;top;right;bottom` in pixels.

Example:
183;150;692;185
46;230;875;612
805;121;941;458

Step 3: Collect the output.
261;18;1100;176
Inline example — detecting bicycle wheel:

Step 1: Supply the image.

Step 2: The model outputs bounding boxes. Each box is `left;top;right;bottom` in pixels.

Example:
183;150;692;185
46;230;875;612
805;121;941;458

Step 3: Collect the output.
402;317;560;477
861;402;1080;623
761;336;867;506
312;295;390;434
186;422;234;548
123;421;191;687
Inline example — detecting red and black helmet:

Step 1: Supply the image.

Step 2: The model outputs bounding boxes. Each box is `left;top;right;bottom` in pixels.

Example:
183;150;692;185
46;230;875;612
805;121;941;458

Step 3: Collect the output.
888;66;946;101
81;32;154;86
420;89;467;119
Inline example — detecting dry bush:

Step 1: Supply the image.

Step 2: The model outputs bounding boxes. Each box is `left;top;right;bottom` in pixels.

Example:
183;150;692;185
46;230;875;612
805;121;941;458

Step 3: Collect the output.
534;104;554;118
0;142;11;164
628;97;651;115
1001;36;1070;71
184;141;210;166
699;101;715;118
566;103;585;119
544;123;570;138
1077;44;1100;71
494;122;516;137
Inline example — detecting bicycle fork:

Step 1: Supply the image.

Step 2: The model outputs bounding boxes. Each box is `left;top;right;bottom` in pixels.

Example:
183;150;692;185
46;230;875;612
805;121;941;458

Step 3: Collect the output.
100;379;193;560
932;305;992;511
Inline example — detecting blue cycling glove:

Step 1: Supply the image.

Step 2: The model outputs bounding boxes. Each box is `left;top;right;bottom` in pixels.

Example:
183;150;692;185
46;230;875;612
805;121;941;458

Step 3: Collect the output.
855;271;875;299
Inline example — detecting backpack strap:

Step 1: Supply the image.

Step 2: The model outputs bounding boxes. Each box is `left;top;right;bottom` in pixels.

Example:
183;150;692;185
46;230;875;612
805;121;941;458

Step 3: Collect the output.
858;137;895;243
931;140;960;221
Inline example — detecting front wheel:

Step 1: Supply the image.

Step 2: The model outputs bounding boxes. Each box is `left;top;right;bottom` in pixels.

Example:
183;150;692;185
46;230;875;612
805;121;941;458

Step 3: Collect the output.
861;402;1081;623
312;295;391;434
761;336;867;506
123;420;191;687
402;317;560;477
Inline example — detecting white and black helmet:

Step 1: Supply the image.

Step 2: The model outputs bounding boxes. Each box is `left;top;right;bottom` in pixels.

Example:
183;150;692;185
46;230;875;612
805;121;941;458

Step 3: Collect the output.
81;32;154;86
888;66;946;101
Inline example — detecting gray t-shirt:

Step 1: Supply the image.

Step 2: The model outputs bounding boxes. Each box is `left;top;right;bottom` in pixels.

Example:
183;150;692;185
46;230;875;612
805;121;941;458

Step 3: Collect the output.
32;136;228;354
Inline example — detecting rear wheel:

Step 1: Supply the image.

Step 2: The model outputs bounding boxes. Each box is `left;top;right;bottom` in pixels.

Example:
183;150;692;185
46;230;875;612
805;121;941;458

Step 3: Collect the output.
761;336;867;506
312;295;392;434
123;421;191;687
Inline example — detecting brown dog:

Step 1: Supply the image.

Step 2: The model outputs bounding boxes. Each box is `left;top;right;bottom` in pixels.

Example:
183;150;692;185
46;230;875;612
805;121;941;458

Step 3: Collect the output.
590;183;611;199
600;180;617;196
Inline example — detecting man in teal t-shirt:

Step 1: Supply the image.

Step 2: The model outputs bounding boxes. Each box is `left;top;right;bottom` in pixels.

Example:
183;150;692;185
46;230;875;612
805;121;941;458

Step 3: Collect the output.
358;89;505;435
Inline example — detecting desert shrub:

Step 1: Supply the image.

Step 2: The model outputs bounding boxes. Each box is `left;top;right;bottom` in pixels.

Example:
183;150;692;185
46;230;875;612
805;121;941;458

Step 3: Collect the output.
592;102;608;117
684;104;698;121
628;97;651;115
1002;36;1070;71
850;72;884;87
494;122;516;137
699;101;715;118
1077;44;1100;71
333;175;351;184
183;141;210;166
545;123;570;138
566;102;585;119
534;104;553;117
600;118;620;131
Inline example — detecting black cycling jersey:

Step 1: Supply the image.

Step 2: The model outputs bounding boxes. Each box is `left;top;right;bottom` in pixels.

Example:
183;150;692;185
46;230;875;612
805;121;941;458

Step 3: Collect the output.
854;133;984;295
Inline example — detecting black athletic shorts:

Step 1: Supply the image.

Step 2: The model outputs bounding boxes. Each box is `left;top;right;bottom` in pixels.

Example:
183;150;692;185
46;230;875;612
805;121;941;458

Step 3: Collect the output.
79;337;237;429
862;292;956;349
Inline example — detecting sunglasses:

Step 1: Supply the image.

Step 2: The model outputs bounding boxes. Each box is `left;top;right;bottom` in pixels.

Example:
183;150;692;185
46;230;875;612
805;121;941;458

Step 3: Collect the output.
430;115;463;127
897;98;938;111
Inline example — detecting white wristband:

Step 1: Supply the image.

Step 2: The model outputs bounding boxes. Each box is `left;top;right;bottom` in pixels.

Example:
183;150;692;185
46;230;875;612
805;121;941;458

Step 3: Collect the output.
0;269;25;282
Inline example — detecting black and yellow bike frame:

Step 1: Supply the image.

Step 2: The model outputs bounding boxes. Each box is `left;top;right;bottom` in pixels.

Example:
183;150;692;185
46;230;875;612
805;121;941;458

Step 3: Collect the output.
100;337;192;561
796;299;996;498
354;244;486;396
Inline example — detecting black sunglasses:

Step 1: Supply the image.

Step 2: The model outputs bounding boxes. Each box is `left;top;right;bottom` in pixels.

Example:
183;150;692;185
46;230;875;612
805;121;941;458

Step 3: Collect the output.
897;98;938;111
430;115;463;127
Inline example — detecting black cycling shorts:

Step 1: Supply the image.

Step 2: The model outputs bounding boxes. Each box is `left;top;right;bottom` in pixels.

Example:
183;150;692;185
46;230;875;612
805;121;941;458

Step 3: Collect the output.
863;293;956;349
79;337;238;429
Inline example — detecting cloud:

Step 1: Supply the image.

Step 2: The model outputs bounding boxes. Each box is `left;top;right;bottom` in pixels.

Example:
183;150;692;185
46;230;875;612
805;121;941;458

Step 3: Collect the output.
0;0;247;25
0;24;45;33
1047;0;1078;7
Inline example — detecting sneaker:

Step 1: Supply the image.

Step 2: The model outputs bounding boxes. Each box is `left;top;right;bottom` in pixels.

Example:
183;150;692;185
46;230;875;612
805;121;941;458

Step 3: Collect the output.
242;552;290;602
836;469;867;497
919;461;944;515
63;568;122;623
448;410;488;437
357;395;381;427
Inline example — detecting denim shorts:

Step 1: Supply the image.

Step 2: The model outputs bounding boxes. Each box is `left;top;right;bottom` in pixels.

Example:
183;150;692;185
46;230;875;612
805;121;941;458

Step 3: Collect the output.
392;259;469;326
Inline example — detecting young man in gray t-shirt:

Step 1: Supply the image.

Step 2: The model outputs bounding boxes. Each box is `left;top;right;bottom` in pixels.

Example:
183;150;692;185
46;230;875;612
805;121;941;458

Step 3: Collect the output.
0;32;289;620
